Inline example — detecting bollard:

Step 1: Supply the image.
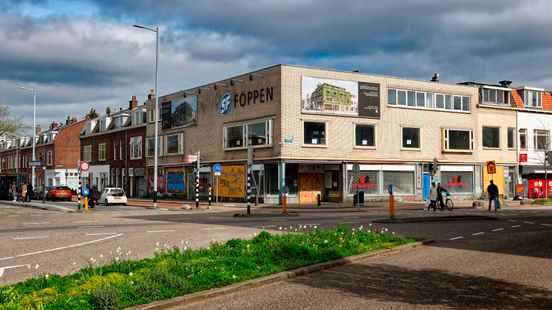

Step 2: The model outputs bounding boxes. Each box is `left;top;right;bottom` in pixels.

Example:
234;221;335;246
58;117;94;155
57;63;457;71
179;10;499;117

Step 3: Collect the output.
84;197;89;212
282;194;288;215
208;185;212;206
317;193;321;207
389;194;395;219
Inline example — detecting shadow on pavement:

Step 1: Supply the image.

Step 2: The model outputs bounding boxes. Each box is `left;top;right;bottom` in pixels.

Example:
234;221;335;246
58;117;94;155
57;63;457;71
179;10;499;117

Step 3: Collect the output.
294;263;552;309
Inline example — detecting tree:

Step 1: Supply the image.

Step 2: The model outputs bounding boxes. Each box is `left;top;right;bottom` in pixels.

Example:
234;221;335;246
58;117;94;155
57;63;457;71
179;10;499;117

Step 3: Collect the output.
105;106;111;116
86;108;98;119
0;105;24;136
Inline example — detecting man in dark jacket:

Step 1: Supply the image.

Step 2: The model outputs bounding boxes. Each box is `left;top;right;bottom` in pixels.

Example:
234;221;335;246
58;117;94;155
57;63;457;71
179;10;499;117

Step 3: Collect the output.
487;180;500;211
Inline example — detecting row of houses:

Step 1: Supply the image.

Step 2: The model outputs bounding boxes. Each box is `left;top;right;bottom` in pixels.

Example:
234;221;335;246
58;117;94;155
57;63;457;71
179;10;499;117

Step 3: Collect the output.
1;64;552;202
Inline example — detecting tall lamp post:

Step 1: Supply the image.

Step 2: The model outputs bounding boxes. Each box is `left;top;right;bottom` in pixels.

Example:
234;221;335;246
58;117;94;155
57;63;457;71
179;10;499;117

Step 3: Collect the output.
133;24;160;203
17;86;37;189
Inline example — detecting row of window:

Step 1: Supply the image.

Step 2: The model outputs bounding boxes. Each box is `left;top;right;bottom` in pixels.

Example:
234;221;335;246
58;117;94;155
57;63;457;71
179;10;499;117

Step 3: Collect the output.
2;151;53;169
388;88;470;112
224;119;272;150
519;128;550;151
83;137;143;162
145;133;184;157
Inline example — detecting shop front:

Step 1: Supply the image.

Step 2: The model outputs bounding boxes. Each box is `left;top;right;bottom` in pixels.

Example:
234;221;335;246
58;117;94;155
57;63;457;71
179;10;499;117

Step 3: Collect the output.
346;164;416;200
437;165;478;198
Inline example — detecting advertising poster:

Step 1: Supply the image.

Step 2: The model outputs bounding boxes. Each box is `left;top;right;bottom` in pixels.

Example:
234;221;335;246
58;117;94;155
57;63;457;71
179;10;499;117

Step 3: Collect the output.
358;82;381;118
301;76;358;116
218;165;245;198
167;171;185;193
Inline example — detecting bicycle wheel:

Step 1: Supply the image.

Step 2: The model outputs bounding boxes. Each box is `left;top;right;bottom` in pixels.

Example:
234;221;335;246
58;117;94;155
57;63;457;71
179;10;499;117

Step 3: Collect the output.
446;199;454;211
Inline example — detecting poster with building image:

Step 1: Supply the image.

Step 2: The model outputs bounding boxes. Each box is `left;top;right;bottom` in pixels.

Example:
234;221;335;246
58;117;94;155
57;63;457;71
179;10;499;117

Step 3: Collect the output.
302;76;358;116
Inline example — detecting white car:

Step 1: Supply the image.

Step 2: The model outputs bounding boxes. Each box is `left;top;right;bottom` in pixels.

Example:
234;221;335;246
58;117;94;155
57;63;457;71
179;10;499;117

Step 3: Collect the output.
99;187;128;206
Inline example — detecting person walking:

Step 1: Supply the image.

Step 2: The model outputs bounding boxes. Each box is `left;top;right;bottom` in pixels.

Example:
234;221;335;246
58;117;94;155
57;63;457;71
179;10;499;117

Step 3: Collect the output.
9;182;15;202
487;180;500;212
428;182;438;211
27;183;33;202
437;183;445;210
21;183;27;203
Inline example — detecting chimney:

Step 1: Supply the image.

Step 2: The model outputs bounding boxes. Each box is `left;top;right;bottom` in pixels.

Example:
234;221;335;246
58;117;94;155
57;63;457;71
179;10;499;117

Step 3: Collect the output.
352;69;360;73
129;95;138;110
499;80;512;88
147;89;155;101
431;73;440;82
35;125;42;135
65;116;70;125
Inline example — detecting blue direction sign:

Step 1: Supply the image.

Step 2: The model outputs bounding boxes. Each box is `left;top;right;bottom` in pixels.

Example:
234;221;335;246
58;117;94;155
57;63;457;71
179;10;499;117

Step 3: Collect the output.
81;187;90;197
213;163;222;174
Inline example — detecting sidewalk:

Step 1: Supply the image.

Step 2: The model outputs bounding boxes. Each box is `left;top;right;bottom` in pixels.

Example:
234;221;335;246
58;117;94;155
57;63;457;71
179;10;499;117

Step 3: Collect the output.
1;200;75;213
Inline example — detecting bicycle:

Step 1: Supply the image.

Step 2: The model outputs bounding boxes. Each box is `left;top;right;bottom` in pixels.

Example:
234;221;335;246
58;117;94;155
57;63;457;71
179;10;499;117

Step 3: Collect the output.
444;193;454;211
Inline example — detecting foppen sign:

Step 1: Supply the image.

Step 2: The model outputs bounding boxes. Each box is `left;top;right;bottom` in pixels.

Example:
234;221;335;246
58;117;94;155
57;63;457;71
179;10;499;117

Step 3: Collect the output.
219;87;274;115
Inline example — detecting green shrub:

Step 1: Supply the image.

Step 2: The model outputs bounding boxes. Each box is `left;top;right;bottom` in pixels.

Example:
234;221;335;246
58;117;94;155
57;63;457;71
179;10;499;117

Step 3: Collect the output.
89;287;120;310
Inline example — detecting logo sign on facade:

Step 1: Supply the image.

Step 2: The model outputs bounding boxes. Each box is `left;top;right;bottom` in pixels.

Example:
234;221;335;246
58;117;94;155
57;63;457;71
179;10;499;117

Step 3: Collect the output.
79;161;89;172
358;82;381;118
519;153;528;162
486;161;496;175
219;92;232;115
29;160;42;167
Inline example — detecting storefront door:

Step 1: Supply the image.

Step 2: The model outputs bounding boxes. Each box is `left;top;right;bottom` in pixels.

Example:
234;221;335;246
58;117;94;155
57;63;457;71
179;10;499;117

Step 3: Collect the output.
299;173;323;204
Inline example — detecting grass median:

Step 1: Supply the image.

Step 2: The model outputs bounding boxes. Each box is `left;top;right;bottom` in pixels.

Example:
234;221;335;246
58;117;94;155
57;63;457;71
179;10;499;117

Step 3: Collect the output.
0;226;414;310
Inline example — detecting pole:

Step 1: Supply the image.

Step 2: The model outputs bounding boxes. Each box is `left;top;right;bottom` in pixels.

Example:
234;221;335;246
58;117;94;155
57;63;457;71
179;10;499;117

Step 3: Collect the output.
208;184;212;207
247;166;251;216
32;89;36;189
195;151;200;208
153;26;160;204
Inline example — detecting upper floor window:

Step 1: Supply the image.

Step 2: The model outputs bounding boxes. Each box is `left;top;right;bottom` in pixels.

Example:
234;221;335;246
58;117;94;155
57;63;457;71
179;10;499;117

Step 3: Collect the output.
98;143;107;161
224;119;272;150
482;127;500;149
83;145;92;162
524;90;542;109
508;127;515;149
534;129;549;151
304;122;326;146
355;124;375;147
519;128;527;150
129;136;142;160
388;88;470;112
443;128;473;152
482;88;510;105
46;151;53;166
401;127;420;149
165;133;183;155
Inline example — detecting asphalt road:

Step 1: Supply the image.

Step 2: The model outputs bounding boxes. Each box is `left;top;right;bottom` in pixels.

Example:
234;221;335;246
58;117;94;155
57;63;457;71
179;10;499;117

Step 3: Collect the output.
1;201;551;310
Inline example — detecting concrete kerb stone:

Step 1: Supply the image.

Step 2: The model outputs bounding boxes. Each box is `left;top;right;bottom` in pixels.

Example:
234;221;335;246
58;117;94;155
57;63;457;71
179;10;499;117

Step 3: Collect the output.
2;200;75;213
129;241;426;310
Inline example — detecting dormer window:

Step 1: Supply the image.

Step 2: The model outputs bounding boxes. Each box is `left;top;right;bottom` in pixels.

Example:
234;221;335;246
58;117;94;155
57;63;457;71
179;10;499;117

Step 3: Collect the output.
524;89;542;109
481;87;510;105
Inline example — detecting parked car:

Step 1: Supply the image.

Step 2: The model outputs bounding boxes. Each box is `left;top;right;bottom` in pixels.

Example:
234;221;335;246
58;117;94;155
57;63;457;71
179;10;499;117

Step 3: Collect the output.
99;187;128;206
46;186;73;201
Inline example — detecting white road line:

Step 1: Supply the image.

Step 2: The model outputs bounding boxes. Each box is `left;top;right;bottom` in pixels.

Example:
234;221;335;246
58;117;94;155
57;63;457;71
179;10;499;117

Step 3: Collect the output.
0;264;30;277
524;221;534;224
512;225;521;228
201;227;227;231
86;232;117;236
22;222;49;225
449;236;464;240
472;232;484;236
12;236;49;240
146;230;176;233
492;228;504;232
0;233;123;262
540;223;552;227
84;226;105;229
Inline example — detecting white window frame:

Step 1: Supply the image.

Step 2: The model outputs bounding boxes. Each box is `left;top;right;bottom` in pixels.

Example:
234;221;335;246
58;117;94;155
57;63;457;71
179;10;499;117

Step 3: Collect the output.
98;143;107;162
148;108;155;123
482;126;501;149
400;126;421;150
353;123;376;149
129;136;143;160
83;145;92;162
165;133;184;155
388;88;470;113
442;128;474;152
534;129;549;151
223;118;273;150
302;120;328;148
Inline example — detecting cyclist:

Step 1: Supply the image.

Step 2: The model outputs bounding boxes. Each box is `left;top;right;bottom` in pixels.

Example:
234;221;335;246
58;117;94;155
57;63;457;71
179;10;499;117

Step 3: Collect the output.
428;182;438;211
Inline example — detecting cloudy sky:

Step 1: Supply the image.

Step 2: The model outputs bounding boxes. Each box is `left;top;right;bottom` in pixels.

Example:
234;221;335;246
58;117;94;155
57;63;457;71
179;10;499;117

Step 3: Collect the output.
1;0;552;131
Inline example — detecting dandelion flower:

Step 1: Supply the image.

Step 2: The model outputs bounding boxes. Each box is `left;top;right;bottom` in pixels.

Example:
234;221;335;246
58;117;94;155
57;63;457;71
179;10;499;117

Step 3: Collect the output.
34;264;40;270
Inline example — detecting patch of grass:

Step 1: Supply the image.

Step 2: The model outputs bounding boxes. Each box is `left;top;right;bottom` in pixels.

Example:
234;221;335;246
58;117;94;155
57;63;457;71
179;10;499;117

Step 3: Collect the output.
532;198;552;205
0;227;414;310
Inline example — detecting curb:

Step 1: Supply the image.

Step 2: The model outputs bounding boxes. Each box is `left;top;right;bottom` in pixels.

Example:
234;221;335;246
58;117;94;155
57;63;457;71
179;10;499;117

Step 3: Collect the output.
1;201;75;213
129;241;426;310
373;215;497;223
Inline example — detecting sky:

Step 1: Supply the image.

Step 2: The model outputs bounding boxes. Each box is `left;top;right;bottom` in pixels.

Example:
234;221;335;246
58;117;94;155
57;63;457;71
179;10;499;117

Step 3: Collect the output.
1;0;552;132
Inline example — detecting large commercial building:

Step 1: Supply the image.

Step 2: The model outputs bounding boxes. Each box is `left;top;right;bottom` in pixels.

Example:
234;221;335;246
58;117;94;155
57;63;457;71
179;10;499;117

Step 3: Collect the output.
146;64;531;204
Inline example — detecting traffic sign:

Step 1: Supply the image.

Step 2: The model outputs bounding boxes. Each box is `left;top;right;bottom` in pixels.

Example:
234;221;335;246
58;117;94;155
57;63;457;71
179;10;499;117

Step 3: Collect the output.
81;187;89;197
29;160;42;167
486;161;496;174
213;163;222;173
79;161;89;172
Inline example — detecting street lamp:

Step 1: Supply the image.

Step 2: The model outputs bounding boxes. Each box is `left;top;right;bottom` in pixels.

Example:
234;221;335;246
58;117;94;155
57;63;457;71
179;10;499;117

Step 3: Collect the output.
17;86;37;189
133;24;160;203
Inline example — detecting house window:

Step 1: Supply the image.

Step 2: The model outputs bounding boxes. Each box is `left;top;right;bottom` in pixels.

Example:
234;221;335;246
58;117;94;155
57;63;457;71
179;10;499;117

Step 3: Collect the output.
46;151;53;166
519;128;527;150
443;129;473;151
225;125;244;149
453;96;462;110
83;145;92;162
462;96;470;111
416;92;425;107
355;124;375;147
398;90;407;106
383;171;414;194
508;128;515;149
525;90;542;108
482;88;510;105
534;129;549;151
482;127;500;148
113;142;117;160
146;137;155;157
407;91;415;107
129;136;142;160
148;108;155;123
445;95;452;109
304;122;326;145
98;143;107;161
247;121;270;146
436;94;444;109
165;134;182;155
402;127;420;149
388;89;396;105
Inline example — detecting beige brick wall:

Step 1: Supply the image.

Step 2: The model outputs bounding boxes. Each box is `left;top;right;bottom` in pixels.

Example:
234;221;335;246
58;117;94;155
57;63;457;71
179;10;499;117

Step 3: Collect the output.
280;65;481;164
477;106;518;164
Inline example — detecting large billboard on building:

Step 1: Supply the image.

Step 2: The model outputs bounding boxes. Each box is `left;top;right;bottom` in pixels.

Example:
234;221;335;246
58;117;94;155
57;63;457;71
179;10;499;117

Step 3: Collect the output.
302;76;358;116
161;95;198;129
218;165;245;198
358;82;380;118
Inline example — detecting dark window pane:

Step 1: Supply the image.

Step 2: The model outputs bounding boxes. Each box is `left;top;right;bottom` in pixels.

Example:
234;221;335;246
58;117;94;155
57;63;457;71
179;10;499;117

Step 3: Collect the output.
449;130;471;150
355;125;375;146
402;127;420;148
388;89;396;105
508;128;515;148
453;96;462;110
398;91;407;105
304;122;326;145
248;122;267;146
483;127;500;148
445;95;452;109
436;94;444;109
520;129;527;149
416;92;425;107
226;126;244;148
462;96;470;111
167;135;179;154
407;91;415;106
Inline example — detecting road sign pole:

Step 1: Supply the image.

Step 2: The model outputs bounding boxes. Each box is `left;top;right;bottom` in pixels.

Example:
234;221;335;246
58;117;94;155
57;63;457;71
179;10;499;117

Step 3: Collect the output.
195;151;200;209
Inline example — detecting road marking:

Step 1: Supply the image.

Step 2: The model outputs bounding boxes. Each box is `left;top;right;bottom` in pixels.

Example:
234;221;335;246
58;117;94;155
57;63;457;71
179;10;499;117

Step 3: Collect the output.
492;228;504;232
0;233;123;262
472;232;484;236
524;221;534;225
12;236;49;240
202;227;227;231
146;230;176;233
86;232;117;236
512;225;521;228
22;222;49;225
74;220;98;224
84;226;105;229
0;264;30;277
449;236;464;240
